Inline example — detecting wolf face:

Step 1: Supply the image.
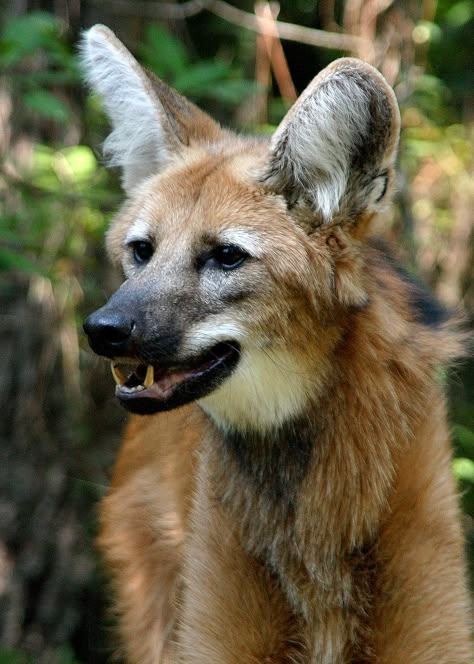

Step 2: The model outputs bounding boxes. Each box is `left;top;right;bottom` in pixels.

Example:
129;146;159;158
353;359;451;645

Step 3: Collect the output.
81;26;399;428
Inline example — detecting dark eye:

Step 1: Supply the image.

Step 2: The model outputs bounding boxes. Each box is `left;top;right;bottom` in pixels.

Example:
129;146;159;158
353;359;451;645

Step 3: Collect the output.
209;244;248;270
130;240;154;265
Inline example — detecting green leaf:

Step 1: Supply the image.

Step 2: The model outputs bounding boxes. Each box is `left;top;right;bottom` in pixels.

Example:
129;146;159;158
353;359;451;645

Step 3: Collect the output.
15;69;78;87
23;89;70;122
173;61;232;94
0;247;46;276
1;11;57;45
445;1;473;28
453;458;474;484
453;425;474;458
0;12;59;68
204;79;260;104
0;648;31;664
0;218;20;243
140;24;189;78
61;146;98;182
54;645;81;664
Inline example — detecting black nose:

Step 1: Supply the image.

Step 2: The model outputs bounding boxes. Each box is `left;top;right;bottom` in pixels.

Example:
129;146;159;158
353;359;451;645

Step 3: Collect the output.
83;308;135;357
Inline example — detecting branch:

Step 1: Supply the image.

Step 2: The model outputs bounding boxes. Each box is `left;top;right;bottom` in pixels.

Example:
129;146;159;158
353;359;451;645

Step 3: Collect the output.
89;0;368;53
255;2;297;103
211;0;365;51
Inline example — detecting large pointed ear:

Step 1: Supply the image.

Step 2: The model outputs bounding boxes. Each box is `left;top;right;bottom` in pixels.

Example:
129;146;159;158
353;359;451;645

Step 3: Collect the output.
264;58;400;225
80;25;222;192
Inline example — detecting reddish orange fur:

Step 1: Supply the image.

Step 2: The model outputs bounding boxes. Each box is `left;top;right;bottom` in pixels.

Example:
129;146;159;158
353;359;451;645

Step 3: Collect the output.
98;408;201;662
171;258;471;663
82;28;473;663
99;259;472;662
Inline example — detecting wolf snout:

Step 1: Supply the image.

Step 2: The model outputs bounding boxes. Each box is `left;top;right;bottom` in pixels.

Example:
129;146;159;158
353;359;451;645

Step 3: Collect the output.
83;307;136;358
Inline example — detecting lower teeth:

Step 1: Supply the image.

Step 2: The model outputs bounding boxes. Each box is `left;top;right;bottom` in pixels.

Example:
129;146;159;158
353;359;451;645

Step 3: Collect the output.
123;384;145;393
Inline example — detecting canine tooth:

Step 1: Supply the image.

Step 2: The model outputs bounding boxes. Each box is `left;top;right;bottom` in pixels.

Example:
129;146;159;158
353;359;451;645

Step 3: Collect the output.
144;365;154;388
111;362;127;386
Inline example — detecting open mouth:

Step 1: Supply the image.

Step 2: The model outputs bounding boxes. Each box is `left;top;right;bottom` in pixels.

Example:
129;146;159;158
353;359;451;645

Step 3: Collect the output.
110;341;240;414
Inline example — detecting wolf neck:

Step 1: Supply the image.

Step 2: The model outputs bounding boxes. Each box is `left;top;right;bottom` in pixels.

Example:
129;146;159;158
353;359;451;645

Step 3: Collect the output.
201;310;434;560
218;414;318;510
198;343;328;527
199;343;331;433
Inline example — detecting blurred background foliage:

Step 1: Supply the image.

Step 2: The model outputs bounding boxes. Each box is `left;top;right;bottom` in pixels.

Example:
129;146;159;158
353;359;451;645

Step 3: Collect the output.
0;1;472;662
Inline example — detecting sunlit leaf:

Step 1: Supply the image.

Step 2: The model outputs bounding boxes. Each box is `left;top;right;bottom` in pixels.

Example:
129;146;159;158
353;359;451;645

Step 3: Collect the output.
61;146;98;182
453;458;474;484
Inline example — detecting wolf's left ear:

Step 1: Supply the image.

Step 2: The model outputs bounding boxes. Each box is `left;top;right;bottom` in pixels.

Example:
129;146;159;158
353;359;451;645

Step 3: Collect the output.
264;58;400;224
80;25;222;192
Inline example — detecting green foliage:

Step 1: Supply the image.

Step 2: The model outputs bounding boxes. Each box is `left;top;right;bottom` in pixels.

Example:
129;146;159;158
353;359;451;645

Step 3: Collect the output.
452;413;474;518
139;24;258;105
1;143;115;282
0;650;31;664
430;0;473;113
23;88;70;122
0;12;79;123
1;12;61;66
0;647;81;664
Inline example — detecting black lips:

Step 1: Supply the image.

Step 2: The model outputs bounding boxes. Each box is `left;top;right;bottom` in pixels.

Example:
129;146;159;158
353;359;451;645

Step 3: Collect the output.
117;342;241;415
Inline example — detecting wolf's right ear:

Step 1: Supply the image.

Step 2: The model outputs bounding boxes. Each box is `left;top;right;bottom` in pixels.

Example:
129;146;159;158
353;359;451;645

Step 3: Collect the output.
80;25;222;192
263;58;400;226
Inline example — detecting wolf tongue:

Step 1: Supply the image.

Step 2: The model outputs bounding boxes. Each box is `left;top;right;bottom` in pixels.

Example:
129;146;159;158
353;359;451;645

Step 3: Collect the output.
153;367;194;395
111;360;207;395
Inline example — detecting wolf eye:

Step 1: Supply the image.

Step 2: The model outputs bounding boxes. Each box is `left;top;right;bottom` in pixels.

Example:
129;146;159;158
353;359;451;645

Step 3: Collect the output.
130;240;154;265
209;245;248;270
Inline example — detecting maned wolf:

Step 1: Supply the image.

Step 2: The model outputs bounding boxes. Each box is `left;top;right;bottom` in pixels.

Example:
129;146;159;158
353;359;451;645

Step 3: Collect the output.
81;25;472;663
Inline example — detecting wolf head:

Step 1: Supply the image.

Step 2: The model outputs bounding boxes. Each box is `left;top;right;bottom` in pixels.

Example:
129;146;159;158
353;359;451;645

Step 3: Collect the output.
81;25;400;430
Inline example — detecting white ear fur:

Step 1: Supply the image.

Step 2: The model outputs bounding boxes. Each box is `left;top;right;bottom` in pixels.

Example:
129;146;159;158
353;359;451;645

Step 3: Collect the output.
266;58;400;222
80;25;176;191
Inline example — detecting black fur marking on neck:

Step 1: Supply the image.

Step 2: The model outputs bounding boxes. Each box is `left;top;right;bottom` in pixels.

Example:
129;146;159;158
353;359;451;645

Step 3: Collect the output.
220;416;317;509
369;237;450;327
